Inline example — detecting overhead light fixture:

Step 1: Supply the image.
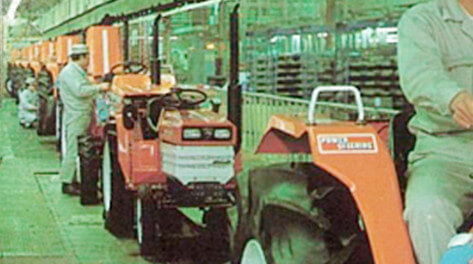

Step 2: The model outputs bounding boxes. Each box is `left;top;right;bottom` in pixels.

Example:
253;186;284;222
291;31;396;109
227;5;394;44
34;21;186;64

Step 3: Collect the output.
317;32;328;38
205;42;216;50
7;0;23;21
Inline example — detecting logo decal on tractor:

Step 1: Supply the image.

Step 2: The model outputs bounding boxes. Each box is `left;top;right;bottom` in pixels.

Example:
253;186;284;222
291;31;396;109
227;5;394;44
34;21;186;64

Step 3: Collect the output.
317;134;378;154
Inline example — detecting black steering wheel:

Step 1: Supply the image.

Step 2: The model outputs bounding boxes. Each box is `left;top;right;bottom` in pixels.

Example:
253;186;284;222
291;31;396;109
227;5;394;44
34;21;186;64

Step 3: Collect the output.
103;61;148;82
162;88;208;108
145;88;208;132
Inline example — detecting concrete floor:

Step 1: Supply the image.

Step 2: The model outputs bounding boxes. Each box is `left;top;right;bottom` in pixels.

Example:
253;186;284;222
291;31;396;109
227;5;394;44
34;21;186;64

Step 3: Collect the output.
0;99;194;264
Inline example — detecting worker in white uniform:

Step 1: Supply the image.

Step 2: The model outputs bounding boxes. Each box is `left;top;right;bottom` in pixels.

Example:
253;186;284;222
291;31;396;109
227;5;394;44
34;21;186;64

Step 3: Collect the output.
18;77;38;128
398;0;473;262
56;44;109;195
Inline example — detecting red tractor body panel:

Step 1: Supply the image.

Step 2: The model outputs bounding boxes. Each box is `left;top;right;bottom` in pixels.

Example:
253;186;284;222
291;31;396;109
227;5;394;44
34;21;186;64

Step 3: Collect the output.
116;113;165;188
116;107;237;190
257;114;416;264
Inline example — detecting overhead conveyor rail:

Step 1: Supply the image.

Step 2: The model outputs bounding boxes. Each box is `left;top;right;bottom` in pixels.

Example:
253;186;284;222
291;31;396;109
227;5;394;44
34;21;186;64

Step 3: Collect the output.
37;0;222;38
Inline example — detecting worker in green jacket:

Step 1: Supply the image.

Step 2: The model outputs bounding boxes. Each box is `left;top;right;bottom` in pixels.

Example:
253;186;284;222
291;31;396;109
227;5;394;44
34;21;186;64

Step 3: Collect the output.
57;44;109;195
398;0;473;263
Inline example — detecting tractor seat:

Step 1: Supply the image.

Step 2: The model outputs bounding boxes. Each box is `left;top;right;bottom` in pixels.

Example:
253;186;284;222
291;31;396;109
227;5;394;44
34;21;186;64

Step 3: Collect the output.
111;74;152;96
390;108;416;195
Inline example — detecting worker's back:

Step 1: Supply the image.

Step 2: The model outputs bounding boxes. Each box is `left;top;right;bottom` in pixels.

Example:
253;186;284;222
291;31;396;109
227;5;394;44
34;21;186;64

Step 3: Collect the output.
57;62;95;116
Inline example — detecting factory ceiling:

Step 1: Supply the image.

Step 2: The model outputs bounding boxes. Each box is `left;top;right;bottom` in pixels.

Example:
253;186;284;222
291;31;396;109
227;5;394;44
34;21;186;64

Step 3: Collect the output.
2;0;62;20
4;0;430;39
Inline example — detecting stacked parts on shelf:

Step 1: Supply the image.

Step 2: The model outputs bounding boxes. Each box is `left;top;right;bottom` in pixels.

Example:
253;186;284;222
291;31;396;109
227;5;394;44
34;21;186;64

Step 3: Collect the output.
250;55;276;94
347;55;407;109
249;52;409;109
250;53;321;98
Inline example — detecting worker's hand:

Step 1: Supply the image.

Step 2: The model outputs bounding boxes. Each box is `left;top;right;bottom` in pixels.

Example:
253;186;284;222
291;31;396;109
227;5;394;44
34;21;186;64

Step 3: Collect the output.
450;91;473;129
98;83;110;92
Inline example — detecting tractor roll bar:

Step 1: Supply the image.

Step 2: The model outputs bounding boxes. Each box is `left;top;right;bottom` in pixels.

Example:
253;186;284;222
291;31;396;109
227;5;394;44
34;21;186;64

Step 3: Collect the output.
308;86;365;124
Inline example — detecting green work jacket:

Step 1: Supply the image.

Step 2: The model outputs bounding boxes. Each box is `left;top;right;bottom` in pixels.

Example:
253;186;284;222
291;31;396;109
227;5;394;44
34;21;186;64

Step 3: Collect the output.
398;0;473;134
57;62;100;125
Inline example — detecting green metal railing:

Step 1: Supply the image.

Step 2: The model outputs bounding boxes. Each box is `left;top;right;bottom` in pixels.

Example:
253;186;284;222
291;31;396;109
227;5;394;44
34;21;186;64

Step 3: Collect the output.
212;88;399;157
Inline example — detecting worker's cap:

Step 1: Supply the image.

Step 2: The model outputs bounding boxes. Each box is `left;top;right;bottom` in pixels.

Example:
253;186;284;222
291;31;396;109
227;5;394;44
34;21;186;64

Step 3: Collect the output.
25;77;35;85
68;44;89;56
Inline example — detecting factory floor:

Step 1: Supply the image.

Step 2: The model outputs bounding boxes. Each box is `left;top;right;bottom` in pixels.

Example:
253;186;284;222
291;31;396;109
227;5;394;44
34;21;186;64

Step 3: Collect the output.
0;98;222;264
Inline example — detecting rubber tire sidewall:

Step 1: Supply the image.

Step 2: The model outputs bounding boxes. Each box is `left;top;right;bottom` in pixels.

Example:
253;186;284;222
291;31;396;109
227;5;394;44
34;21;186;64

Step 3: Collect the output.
102;140;112;214
138;197;157;256
240;239;268;264
104;125;135;238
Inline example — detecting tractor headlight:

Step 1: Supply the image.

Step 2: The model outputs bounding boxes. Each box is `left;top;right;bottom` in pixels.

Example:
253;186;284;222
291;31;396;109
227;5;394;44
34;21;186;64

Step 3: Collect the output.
183;128;202;140
214;128;232;140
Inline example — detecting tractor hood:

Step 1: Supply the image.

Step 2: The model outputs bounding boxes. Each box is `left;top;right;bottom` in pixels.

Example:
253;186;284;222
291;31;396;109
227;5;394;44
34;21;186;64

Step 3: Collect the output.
111;73;175;97
255;113;416;264
159;108;237;146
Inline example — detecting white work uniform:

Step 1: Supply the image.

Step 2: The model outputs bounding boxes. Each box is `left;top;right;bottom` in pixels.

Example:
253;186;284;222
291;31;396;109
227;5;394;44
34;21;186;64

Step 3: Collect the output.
398;0;473;263
18;88;38;125
56;61;100;184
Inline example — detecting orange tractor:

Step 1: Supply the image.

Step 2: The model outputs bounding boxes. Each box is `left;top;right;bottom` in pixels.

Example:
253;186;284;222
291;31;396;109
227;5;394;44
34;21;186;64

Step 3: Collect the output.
6;49;21;100
8;46;36;103
75;25;122;205
96;7;242;261
43;35;81;145
232;86;420;264
36;40;60;136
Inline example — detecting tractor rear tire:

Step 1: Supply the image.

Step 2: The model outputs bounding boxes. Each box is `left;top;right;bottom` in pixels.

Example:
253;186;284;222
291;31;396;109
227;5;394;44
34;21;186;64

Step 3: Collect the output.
242;208;330;264
78;135;101;205
37;96;57;136
6;79;14;97
37;97;48;136
240;239;268;264
103;125;134;238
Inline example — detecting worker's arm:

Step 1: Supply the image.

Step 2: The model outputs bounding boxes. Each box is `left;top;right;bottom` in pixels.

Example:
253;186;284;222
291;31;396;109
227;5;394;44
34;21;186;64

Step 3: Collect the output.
397;10;465;116
66;75;101;98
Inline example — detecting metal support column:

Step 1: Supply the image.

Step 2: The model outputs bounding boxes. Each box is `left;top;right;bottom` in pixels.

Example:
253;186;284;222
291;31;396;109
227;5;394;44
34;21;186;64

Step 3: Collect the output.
152;15;162;85
123;19;129;64
228;5;241;151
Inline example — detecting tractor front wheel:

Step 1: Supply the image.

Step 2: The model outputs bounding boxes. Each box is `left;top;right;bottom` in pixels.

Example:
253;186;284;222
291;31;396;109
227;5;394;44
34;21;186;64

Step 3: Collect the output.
240;239;268;264
103;126;134;238
203;208;232;262
137;197;161;257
